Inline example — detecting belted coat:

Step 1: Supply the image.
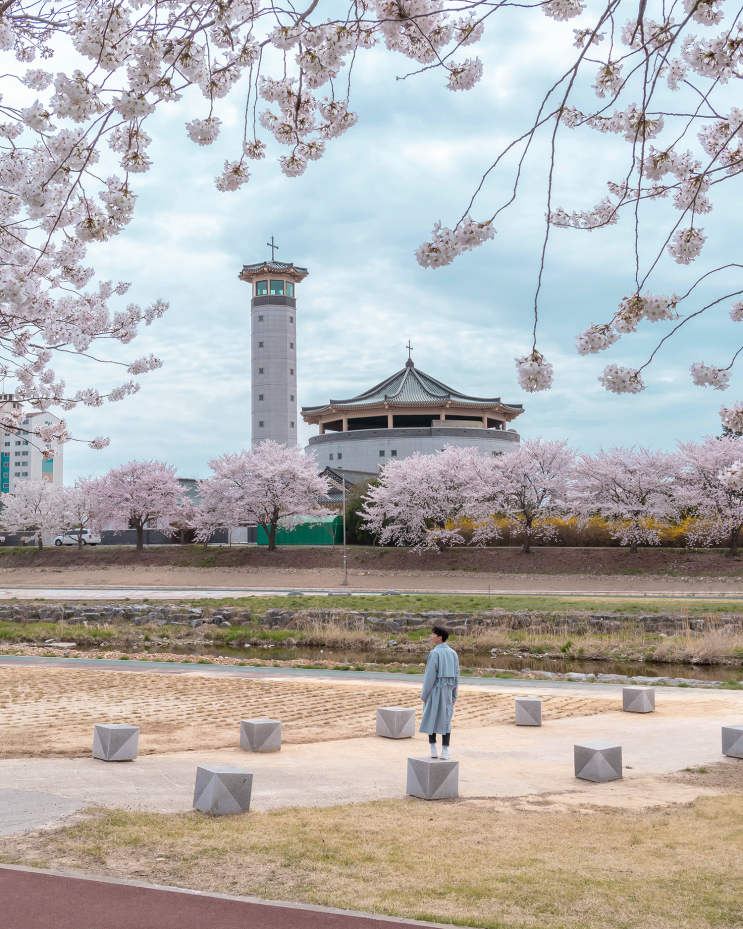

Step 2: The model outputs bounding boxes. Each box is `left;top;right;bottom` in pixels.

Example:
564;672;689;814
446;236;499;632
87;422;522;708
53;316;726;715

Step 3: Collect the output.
419;642;460;735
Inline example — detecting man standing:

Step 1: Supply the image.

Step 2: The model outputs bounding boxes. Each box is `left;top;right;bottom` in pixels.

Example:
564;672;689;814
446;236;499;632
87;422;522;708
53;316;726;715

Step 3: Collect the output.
420;625;460;760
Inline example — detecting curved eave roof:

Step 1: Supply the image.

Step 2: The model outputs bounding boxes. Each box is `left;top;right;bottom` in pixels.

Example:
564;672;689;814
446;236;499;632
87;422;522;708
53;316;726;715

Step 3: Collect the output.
302;362;523;415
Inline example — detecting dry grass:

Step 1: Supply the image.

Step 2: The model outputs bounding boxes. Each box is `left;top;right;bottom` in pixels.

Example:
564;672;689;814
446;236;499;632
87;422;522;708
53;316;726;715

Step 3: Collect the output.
0;667;613;758
2;794;743;928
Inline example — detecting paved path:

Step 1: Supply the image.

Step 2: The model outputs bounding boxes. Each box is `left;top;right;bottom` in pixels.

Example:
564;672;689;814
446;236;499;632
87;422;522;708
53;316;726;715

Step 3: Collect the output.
1;584;742;600
0;864;453;928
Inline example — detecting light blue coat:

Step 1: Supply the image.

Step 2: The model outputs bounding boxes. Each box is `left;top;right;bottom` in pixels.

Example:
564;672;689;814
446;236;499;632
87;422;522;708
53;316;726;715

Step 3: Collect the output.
419;643;460;734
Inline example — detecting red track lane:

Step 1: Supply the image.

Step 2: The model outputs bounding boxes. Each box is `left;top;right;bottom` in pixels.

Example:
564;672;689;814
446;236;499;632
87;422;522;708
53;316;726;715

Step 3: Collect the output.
0;866;443;928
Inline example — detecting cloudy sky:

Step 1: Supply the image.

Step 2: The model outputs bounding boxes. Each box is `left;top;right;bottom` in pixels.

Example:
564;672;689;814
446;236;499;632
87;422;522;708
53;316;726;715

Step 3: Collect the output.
50;6;743;482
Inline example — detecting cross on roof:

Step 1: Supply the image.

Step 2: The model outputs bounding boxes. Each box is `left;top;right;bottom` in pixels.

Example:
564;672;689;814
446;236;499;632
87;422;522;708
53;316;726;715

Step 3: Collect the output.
267;236;279;260
406;340;413;360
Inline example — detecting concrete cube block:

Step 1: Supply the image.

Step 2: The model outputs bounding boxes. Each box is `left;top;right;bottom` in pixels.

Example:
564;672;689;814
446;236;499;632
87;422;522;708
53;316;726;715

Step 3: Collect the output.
92;724;139;762
623;686;656;713
193;765;253;815
406;757;459;800
722;724;743;758
515;697;542;726
376;706;415;739
574;741;623;782
240;718;281;752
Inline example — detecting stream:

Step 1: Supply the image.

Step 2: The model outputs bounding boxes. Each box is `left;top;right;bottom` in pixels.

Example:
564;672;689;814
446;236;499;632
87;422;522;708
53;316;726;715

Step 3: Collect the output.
125;642;743;682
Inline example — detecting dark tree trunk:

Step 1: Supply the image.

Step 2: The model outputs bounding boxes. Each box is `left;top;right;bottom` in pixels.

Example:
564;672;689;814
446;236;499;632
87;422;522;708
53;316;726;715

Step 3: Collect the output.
730;525;740;557
37;533;43;550
78;534;83;549
136;522;144;551
522;519;532;554
268;522;277;552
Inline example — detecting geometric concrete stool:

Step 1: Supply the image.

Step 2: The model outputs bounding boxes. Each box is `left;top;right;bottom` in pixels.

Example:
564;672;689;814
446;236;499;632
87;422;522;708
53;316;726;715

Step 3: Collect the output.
623;687;655;713
92;724;139;762
376;706;415;739
722;725;743;758
240;718;281;752
574;741;623;782
406;757;459;800
193;765;253;815
515;697;542;726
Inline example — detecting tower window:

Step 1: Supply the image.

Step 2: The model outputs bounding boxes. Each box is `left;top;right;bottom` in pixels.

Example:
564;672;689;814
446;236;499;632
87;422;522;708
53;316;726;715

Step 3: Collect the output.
290;421;295;428
270;280;284;296
337;453;342;460
259;420;264;427
258;315;263;321
258;394;264;401
391;450;397;457
287;283;295;298
258;341;263;347
289;316;294;323
256;281;268;296
290;368;294;375
329;454;334;461
379;450;385;457
258;367;264;374
290;395;294;401
290;342;294;349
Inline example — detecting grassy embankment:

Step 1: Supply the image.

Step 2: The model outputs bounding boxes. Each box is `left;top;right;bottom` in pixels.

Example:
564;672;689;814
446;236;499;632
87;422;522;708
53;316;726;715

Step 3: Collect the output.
2;594;743;671
2;794;742;929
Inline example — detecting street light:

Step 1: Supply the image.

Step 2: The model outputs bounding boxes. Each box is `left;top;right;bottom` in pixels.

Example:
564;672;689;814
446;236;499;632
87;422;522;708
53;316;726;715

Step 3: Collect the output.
340;475;348;587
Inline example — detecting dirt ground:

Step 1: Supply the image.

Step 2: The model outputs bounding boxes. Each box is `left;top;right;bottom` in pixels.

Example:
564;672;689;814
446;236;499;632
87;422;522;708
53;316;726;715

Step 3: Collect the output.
0;666;618;758
3;544;743;576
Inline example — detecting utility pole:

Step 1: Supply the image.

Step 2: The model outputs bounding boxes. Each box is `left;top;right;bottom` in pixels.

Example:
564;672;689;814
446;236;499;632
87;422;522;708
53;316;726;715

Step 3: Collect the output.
340;476;348;586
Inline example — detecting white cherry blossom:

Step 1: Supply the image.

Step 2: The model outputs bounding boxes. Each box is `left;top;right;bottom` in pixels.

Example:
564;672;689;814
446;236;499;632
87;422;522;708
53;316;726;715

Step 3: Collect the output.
598;364;646;394
515;351;554;392
690;362;730;390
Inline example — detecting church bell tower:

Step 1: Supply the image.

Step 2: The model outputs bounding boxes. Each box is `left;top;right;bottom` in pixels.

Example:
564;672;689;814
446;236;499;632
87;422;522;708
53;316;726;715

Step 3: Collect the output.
239;245;309;447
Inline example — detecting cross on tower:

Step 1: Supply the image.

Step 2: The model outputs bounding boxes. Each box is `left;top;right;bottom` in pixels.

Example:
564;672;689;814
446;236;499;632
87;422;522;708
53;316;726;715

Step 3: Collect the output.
267;236;279;261
406;340;413;360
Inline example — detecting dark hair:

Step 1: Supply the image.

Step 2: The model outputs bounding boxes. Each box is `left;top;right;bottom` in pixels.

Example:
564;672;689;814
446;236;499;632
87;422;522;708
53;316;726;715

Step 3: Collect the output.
431;625;449;642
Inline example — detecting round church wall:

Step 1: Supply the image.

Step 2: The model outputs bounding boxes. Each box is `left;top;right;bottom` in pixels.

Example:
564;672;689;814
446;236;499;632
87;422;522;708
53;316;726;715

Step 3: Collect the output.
306;426;519;472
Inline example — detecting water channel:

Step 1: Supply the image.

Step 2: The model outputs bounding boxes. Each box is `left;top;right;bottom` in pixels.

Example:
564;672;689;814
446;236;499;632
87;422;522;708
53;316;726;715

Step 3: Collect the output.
124;642;743;682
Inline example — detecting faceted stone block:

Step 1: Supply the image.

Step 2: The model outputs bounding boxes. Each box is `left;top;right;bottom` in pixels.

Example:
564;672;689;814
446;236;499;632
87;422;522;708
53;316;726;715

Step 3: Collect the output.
376;706;415;739
623;686;656;713
92;724;139;762
722;724;743;758
574;741;623;782
515;697;542;726
406;757;459;800
193;765;253;815
240;718;281;753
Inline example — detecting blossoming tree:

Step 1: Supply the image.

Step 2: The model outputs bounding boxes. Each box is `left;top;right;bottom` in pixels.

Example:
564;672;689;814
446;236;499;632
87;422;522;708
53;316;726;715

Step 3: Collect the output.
676;435;743;555
468;439;576;554
85;460;184;549
2;0;742;434
0;479;64;547
362;446;488;550
569;446;678;552
59;483;97;547
205;441;328;551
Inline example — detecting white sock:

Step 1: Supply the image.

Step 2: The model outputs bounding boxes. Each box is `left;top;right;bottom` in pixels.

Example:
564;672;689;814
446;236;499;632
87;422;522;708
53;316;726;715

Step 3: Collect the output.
430;744;438;757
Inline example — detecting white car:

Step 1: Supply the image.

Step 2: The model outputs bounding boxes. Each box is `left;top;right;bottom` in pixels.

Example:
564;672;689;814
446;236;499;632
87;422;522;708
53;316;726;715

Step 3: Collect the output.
53;529;101;546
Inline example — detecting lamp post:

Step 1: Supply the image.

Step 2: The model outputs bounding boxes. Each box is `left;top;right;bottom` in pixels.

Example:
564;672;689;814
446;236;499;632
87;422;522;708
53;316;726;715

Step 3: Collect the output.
340;476;348;587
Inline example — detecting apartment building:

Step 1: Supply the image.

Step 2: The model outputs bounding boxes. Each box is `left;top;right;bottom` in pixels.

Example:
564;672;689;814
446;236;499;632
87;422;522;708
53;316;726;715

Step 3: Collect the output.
0;395;64;494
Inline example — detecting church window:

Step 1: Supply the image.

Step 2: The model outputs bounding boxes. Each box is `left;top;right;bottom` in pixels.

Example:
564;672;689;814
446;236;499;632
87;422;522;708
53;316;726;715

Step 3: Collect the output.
256;281;268;296
290;421;295;428
258;315;263;321
287;283;295;298
258;368;263;374
259;421;264;427
290;395;294;401
379;450;385;457
289;315;294;323
329;454;334;461
290;368;294;375
290;342;294;349
270;280;284;296
391;450;397;457
258;341;263;347
337;453;342;460
258;394;264;400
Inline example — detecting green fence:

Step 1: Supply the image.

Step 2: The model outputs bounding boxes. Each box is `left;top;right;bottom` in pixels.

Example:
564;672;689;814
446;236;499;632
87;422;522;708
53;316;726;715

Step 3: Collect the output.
257;515;343;546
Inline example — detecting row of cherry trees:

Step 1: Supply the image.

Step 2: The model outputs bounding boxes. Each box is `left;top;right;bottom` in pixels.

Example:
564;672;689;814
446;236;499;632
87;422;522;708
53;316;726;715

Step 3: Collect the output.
0;440;328;551
361;436;743;555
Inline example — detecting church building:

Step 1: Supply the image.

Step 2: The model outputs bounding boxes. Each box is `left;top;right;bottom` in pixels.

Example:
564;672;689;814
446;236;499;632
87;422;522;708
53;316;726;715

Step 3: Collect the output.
301;355;523;473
